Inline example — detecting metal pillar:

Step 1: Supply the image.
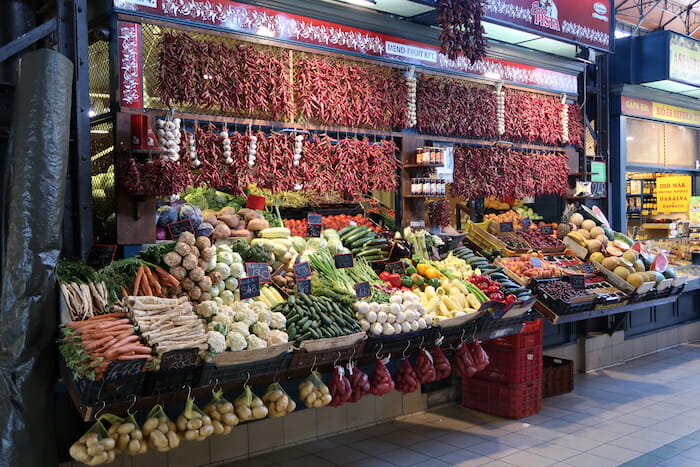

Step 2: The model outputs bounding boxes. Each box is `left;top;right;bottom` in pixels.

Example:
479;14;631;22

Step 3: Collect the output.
0;0;36;83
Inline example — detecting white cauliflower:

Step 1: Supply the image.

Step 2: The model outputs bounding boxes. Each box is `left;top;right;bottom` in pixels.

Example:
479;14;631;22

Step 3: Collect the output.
246;334;267;350
250;301;269;312
234;308;258;326
207;331;227;355
269;312;286;330
265;330;289;346
229;321;250;337
251;322;271;339
226;332;248;351
255;309;272;326
211;311;234;329
207;322;229;336
196;300;218;319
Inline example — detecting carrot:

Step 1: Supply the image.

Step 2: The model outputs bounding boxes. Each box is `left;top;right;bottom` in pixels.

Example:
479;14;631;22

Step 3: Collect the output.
83;336;114;351
144;267;162;297
80;325;134;339
110;334;141;349
140;268;153;296
133;266;145;295
118;354;152;361
87;312;127;321
122;287;130;297
154;266;180;287
130;345;153;354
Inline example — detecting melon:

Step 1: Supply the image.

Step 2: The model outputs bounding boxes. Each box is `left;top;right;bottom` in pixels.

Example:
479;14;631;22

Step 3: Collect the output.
633;260;645;272
590;226;605;238
578;229;591;240
589;252;605;264
595;235;609;247
614;266;630;280
663;268;677;279
619;258;634;270
556;224;571;240
586;239;602;253
622;250;639;263
569;213;584;226
653;271;665;285
602;257;620;270
602;226;615;241
628;273;644;288
612;240;630;251
581;219;597;231
606;246;623;257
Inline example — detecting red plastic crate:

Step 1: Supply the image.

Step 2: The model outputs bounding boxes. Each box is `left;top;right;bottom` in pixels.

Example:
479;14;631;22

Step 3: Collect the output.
476;343;542;384
461;378;542;419
487;319;543;350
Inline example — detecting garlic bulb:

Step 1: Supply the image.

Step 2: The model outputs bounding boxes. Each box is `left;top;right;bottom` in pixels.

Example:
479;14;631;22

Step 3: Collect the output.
406;67;417;128
157;116;182;161
247;134;257;167
221;129;233;165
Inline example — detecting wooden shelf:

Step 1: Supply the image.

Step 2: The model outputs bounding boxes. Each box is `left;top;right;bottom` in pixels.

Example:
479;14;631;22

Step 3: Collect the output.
567;196;607;200
403;194;446;199
568;172;593;176
404;163;444;168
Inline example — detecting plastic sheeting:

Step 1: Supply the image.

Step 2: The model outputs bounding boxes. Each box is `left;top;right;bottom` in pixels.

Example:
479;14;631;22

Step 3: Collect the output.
0;49;73;466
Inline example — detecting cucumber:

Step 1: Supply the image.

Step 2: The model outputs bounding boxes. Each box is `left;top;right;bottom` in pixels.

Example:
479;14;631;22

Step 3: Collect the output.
357;247;384;257
298;331;312;341
350;234;377;248
287;324;297;340
338;225;357;237
288;295;296;306
341;226;371;244
300;319;312;332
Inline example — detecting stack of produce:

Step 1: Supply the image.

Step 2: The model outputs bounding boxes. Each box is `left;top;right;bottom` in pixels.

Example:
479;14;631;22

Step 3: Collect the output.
124;295;208;358
162;232;215;302
499;254;562;282
512;203;543;221
308;249;383;301
413;280;484;322
496;232;531;251
195;300;288;354
480;270;533;302
284;214;380;237
57;259;113;320
204;207;272;242
354;291;430;336
274;294;362;342
339;225;391;262
484;210;524;229
537;280;593;301
69;422;116;465
451;246;499;275
60;313;151;380
519;229;565;250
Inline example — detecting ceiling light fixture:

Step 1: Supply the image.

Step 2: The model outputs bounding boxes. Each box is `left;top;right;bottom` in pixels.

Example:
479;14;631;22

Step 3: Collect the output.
484;71;502;80
338;0;377;7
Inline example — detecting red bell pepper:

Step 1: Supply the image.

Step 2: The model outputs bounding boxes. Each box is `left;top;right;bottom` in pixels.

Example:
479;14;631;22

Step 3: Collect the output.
387;273;402;288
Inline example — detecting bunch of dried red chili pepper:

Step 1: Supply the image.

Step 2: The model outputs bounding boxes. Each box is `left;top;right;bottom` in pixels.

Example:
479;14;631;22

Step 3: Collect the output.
416;75;496;139
294;55;407;129
116;156;192;197
566;103;585;149
503;90;564;145
437;0;488;63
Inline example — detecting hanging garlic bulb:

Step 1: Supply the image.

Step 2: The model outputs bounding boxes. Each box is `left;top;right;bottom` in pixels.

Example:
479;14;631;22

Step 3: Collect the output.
560;95;570;143
292;134;304;167
248;134;257;168
406;67;417;128
188;130;200;168
221;129;233;165
157;116;181;161
494;82;505;136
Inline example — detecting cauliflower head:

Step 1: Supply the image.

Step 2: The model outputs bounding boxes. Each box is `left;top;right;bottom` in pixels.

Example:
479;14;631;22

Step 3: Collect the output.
265;330;289;346
251;322;271;339
207;331;227;355
246;334;267;350
234;308;258;326
269;312;286;330
196;300;219;319
229;321;250;337
255;309;272;326
226;332;248;351
207;322;229;336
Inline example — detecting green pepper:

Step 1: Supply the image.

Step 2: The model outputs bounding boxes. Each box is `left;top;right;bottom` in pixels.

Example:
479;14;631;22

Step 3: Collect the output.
405;266;417;275
410;273;424;286
401;276;413;287
428;278;441;289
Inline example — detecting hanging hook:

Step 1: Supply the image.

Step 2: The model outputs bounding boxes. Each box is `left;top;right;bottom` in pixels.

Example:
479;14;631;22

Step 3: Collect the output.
402;340;411;358
182;384;192;401
471;325;478;343
310;355;318;373
418;335;426;350
349;345;358;363
375;343;384;360
333;350;343;367
460;327;467;343
243;372;251;388
211;378;220;395
127;394;137;416
93;400;106;421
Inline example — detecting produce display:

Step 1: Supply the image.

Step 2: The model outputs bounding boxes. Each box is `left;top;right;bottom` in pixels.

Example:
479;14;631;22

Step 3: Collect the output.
437;0;488;63
484;210;524;229
503;90;564;145
327;365;353;407
369;358;395;396
299;372;332;408
354;291;430;336
142;406;180;452
274;294;361;342
175;397;216;442
284;214;380;237
453;340;489;378
262;383;297;417
105;414;148;456
496;232;531;251
519;229;565;251
413;349;437;384
233;386;269;422
339;225;391;262
394;358;420;394
347;362;371;402
499;254;562;282
69;421;116;465
536;280;592;301
203;392;239;433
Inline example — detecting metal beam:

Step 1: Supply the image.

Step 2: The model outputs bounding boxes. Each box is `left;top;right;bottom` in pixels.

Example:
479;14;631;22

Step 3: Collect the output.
0;19;56;63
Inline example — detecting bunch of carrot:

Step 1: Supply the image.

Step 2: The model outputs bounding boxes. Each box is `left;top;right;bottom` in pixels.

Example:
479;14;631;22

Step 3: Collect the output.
62;312;152;380
131;265;180;297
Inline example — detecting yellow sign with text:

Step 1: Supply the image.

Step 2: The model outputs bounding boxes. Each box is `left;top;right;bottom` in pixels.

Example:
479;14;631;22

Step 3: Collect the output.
656;175;692;213
652;102;700;126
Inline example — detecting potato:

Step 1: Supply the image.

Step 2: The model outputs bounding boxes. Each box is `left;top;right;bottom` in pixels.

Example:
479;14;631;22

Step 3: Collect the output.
252;406;268;419
86;444;104;457
69;443;89;462
132;429;143;441
222;412;239;427
212;420;225;435
117;434;130;452
208;409;221;421
223;425;232;435
166;430;180;448
106;450;116;463
313;399;323;408
117;422;135;435
235;406;252;421
321;394;332;404
199;425;214;438
221;402;234;414
305;392;317;404
201;415;211;425
128;439;140;454
187;418;202;430
176;416;187;432
149;430;168;449
184;430;198;441
100;437;115;450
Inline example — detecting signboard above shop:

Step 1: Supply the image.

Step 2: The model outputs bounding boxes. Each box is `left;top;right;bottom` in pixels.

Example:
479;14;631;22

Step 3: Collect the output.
114;0;577;95
483;0;613;52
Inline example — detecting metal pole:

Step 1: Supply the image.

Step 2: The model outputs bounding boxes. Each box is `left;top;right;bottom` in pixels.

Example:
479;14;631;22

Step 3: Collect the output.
0;0;36;83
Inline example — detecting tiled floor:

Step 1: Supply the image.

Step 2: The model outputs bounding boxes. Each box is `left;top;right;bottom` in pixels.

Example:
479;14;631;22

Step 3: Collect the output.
224;343;700;466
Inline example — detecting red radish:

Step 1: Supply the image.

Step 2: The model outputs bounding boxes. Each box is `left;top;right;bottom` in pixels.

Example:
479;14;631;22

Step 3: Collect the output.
431;345;452;380
413;349;437;384
369;358;394;396
394;358;419;394
328;365;353;407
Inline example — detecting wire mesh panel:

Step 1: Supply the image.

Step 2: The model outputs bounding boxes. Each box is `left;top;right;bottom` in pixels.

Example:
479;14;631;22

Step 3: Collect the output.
90;121;115;243
88;40;111;117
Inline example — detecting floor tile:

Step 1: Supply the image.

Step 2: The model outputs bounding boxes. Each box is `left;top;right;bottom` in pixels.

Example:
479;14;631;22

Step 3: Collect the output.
648;445;684;460
619;454;666;466
527;441;580;461
499;450;557;466
373;448;431;466
588;443;644;463
565;452;620;467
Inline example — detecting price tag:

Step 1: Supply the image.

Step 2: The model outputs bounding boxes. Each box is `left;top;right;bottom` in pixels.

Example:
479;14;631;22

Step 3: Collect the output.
570;274;586;290
307;213;323;225
582;262;597;274
386;261;406;274
104;358;146;382
239;276;261;300
530;257;543;268
245;262;271;284
86;244;117;270
306;223;322;238
354;281;371;299
540;224;554;235
500;222;514;232
160;348;198;371
167;219;195;239
294;261;312;279
334;253;354;269
521;217;531;229
296;278;311;295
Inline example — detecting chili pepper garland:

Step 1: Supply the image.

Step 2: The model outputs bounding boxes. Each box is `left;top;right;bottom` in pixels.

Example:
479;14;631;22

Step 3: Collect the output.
567;103;585;149
503;90;564;145
437;0;489;63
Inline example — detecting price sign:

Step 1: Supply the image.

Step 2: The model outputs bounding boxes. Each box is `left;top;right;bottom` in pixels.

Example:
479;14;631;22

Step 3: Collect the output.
334;253;354;269
307;213;323;225
386;261;406;274
239;276;261;300
540;224;554;235
160;348;199;371
296;279;311;295
354;281;372;299
104;358;146;382
86;244;117;270
167;219;195;239
530;257;543;268
500;222;514;232
306;222;322;238
245;263;271;284
521;217;531;229
581;262;597;274
570;274;586;290
294;261;312;279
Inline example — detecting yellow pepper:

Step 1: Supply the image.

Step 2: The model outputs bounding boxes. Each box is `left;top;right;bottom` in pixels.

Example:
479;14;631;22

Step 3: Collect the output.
423;267;442;280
